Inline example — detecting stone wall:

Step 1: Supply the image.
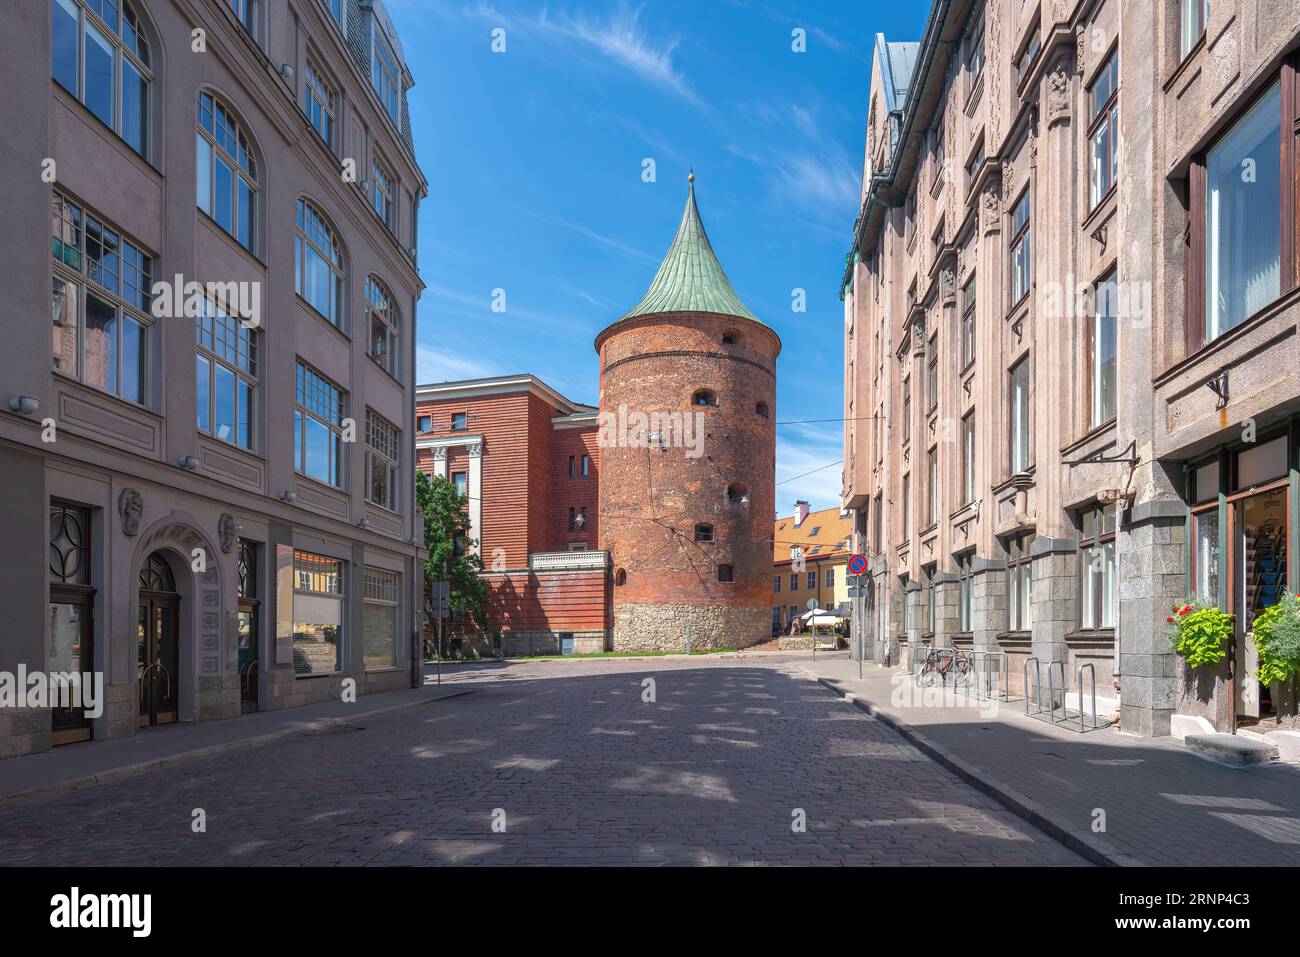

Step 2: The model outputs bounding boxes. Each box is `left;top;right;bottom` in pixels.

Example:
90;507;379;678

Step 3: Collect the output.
612;602;767;652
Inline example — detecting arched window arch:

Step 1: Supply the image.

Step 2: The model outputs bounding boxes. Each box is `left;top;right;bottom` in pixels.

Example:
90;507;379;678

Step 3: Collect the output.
367;276;400;376
692;389;718;407
52;0;155;158
296;198;345;328
614;568;627;586
721;329;740;345
717;564;734;583
727;484;748;505
197;91;259;252
694;523;714;543
755;401;769;418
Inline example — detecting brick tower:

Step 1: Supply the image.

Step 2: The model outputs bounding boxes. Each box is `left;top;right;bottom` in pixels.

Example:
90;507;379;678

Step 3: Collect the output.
596;174;781;651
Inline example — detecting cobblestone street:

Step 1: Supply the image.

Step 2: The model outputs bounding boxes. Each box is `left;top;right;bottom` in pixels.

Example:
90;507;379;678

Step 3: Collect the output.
0;657;1082;866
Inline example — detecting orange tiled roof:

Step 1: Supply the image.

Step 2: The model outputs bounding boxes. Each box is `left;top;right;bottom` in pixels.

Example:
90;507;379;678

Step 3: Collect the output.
772;505;854;566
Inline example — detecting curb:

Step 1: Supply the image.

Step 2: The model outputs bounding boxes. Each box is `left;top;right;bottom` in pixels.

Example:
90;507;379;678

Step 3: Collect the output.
803;670;1144;868
0;688;475;810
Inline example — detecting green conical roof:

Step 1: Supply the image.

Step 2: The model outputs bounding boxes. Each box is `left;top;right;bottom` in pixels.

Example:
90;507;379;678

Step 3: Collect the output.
620;177;760;324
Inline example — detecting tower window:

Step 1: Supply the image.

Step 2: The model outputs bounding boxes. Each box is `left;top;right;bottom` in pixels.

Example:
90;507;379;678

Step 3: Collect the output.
615;568;627;586
722;330;739;345
727;484;748;504
694;523;714;542
717;564;734;582
692;389;718;407
755;401;769;418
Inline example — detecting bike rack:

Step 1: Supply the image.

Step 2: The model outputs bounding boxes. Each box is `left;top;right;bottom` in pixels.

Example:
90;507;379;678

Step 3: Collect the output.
1077;662;1099;732
1045;659;1066;724
1023;657;1043;716
982;651;1006;701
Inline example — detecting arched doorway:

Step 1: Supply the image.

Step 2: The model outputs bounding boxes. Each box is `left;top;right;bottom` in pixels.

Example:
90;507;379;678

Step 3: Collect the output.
138;551;180;727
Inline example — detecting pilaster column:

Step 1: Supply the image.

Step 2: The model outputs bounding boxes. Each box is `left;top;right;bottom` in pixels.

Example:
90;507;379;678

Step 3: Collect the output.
432;446;447;479
466;441;482;556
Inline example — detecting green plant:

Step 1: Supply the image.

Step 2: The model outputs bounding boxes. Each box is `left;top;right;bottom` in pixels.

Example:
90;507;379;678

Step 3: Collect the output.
1250;593;1300;686
1168;600;1233;668
416;471;490;631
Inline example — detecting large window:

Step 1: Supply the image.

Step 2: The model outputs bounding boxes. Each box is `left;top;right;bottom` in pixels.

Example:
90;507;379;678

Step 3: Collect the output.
926;446;938;526
956;552;973;634
961;412;976;504
1009;358;1032;474
901;376;912;444
372;157;396;231
1204;82;1281;342
196;298;257;450
926;335;939;412
1008;532;1034;632
293;550;343;675
901;473;911;541
1079;504;1117;631
1009;190;1032;304
197;91;257;251
1091;275;1118;427
227;0;256;35
367;276;400;376
960;275;976;368
967;27;985;87
304;59;336;147
296;199;345;327
294;361;346;487
365;409;400;512
51;193;151;405
1180;0;1210;60
363;567;399;670
52;0;152;157
372;27;400;124
1088;52;1119;209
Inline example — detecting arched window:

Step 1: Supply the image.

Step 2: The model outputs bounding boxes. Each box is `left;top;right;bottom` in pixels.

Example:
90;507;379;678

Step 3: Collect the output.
139;552;176;592
366;276;400;376
692;389;718;407
197;91;258;251
694;523;714;543
717;564;734;583
755;401;769;418
722;329;739;345
296;199;345;327
52;0;154;158
614;568;627;586
727;484;748;504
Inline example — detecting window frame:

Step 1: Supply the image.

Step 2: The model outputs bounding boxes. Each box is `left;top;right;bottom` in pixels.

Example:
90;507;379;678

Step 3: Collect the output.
1078;503;1118;633
1090;272;1119;428
1186;67;1296;353
304;57;337;149
1009;357;1032;475
196;91;258;253
364;408;401;513
1007;532;1035;633
291;549;345;676
365;275;400;377
1178;0;1210;62
960;274;976;370
372;154;396;231
371;22;401;126
195;296;258;451
51;192;153;406
293;360;347;488
1087;51;1120;210
362;565;400;671
961;412;976;504
295;198;346;329
1009;188;1032;307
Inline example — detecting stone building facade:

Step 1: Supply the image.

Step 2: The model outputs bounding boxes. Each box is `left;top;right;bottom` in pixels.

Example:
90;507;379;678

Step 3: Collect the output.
842;0;1300;736
597;178;781;652
0;0;427;758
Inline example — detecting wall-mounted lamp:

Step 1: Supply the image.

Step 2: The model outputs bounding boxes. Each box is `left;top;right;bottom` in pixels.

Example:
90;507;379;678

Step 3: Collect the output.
358;517;370;529
280;491;297;505
280;63;295;80
178;455;200;470
8;396;39;416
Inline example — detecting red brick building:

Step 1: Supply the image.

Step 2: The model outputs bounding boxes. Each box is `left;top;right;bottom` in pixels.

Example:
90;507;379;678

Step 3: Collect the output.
415;375;608;654
416;177;779;654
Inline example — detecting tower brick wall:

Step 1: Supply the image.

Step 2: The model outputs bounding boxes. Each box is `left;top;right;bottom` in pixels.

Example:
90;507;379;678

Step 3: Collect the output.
596;313;779;651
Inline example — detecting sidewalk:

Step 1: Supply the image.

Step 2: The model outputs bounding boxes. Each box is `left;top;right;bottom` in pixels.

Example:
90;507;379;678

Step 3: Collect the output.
798;654;1300;866
0;680;472;809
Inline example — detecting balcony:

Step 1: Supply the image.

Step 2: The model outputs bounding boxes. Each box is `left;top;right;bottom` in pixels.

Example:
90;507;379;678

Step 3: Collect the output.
529;550;610;572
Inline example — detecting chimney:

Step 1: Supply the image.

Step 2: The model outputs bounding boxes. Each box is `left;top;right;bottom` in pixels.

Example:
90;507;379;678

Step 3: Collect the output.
793;500;811;527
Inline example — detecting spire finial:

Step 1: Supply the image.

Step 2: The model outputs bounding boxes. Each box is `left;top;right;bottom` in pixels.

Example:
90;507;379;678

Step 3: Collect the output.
688;168;695;187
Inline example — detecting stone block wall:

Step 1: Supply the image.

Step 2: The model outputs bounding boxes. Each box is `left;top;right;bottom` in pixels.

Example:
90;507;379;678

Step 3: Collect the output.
612;602;767;652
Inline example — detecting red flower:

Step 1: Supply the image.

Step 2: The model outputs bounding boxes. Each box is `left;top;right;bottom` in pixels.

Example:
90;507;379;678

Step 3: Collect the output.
1180;605;1193;616
1167;616;1175;623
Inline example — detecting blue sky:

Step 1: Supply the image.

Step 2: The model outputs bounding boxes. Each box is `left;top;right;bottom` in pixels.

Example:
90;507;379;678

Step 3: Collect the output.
387;0;930;512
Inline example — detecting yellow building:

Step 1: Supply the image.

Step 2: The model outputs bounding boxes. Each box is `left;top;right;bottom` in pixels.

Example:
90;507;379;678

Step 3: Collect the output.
771;502;854;634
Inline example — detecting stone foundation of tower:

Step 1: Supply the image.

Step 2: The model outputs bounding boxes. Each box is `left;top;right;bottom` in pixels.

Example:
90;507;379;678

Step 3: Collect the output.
612;602;768;653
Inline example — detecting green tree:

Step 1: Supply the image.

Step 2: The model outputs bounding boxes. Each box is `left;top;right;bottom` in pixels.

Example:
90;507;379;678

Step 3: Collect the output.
416;472;490;651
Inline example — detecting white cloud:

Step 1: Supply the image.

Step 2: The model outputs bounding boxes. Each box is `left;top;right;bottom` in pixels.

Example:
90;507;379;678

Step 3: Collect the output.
415;343;502;383
776;425;843;513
